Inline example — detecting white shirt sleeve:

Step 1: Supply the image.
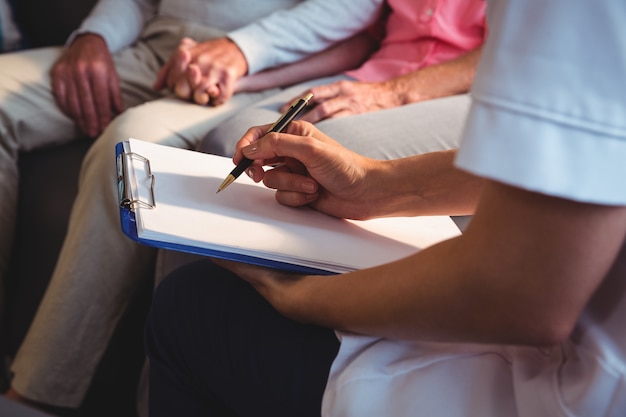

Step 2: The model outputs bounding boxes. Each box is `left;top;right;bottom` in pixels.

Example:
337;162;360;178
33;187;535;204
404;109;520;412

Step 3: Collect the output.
68;0;158;53
456;0;626;206
227;0;384;75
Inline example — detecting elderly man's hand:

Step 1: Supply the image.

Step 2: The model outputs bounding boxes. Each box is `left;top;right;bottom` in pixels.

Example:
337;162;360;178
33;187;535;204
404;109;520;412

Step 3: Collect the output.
50;33;123;137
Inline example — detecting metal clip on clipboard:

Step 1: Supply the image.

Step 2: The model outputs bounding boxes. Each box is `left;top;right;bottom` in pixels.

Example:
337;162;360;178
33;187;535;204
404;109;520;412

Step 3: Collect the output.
117;151;156;210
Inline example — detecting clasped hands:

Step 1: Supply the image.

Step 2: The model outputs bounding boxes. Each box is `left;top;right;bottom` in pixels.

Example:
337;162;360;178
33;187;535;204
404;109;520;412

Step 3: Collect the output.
156;36;403;120
50;34;248;137
153;36;248;106
51;32;404;138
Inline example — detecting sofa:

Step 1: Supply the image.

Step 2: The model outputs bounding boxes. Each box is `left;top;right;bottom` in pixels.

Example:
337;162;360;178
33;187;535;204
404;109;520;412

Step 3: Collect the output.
3;1;150;416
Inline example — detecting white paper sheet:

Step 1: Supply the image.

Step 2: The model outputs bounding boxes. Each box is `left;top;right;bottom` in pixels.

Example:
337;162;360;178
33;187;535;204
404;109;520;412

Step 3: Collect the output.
121;138;462;273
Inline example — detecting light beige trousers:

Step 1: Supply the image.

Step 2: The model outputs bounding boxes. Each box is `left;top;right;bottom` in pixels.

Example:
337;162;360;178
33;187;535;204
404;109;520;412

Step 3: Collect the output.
0;17;277;407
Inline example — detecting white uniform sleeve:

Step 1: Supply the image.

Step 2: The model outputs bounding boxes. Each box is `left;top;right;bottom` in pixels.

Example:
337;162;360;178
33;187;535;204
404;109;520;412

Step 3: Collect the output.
227;0;384;75
67;0;158;53
456;0;626;206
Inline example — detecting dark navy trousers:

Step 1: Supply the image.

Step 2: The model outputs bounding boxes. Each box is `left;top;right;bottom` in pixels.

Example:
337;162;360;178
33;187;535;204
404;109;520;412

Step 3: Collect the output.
145;259;340;417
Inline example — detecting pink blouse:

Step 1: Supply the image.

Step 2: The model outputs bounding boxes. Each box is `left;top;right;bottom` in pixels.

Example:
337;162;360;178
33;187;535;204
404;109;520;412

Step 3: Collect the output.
347;0;487;82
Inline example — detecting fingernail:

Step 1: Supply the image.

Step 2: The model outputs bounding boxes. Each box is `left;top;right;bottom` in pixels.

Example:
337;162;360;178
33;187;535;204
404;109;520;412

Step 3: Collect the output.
302;181;316;194
304;192;319;202
195;91;209;105
246;167;255;178
244;144;258;156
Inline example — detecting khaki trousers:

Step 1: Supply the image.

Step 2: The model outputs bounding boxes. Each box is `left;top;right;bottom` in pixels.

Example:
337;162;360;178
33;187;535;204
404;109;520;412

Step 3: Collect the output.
0;17;277;407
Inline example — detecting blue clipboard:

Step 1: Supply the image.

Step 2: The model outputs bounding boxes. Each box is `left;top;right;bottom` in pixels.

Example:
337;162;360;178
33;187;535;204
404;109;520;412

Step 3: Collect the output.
115;142;336;276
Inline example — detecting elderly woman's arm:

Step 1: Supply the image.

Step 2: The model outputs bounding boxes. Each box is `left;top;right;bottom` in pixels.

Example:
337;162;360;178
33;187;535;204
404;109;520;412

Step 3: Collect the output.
292;46;482;123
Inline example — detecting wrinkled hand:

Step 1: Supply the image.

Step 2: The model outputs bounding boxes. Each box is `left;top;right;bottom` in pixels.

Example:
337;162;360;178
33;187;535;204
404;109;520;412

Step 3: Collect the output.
154;37;248;106
281;79;403;123
234;120;381;220
50;33;123;137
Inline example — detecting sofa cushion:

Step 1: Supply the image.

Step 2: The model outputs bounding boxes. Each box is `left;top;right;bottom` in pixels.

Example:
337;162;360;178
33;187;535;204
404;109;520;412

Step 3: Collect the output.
11;0;97;48
0;0;21;51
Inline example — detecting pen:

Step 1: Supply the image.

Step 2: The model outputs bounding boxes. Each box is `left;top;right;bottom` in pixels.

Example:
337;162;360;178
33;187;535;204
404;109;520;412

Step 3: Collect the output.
216;92;313;193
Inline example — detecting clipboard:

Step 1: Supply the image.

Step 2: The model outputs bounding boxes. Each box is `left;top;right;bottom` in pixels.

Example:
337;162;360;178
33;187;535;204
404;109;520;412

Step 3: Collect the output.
115;139;462;275
115;141;336;274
